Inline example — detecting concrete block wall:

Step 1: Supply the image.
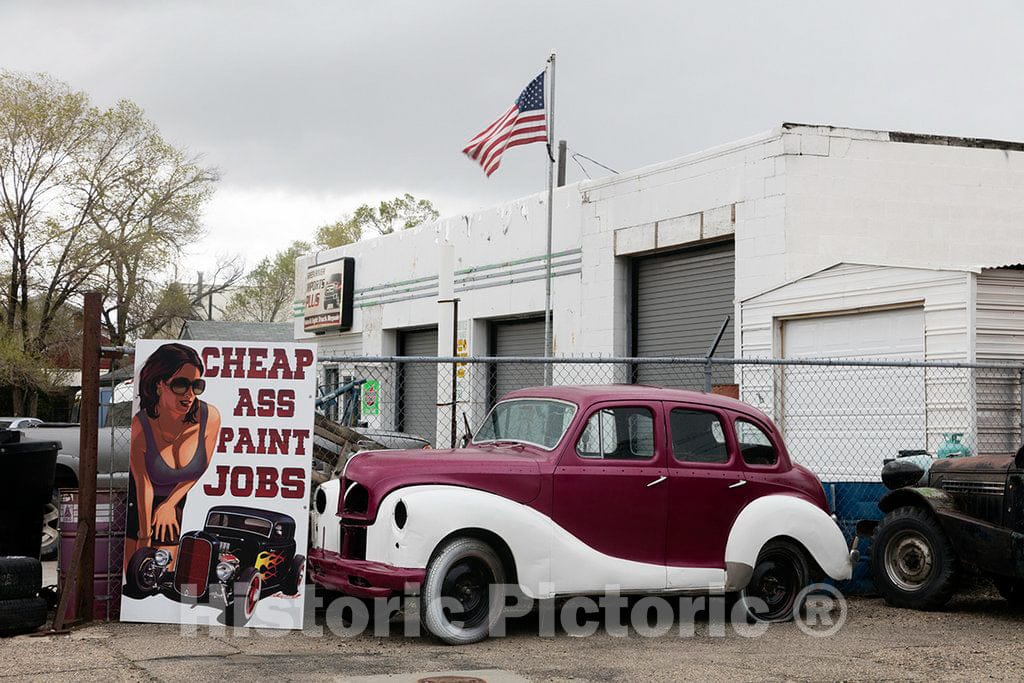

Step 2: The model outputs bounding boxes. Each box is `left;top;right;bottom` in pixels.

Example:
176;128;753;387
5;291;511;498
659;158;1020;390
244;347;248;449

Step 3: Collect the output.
781;124;1024;289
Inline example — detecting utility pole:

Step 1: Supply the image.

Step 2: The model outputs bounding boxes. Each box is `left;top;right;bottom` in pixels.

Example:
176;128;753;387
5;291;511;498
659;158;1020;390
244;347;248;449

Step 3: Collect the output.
557;140;567;187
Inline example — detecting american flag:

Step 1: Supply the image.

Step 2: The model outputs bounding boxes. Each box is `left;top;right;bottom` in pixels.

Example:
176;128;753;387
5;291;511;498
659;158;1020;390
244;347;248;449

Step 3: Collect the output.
463;72;547;177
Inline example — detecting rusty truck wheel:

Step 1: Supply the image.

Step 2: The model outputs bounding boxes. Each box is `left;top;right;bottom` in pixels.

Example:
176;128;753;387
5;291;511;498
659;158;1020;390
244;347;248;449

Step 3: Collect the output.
872;506;958;609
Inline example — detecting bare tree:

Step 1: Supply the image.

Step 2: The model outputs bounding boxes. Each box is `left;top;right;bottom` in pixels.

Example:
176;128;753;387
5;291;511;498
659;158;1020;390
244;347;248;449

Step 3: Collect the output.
0;71;223;411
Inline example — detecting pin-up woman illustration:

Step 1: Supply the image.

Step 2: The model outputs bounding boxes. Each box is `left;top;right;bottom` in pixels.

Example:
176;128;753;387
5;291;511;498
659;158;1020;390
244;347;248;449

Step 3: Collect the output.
124;343;221;570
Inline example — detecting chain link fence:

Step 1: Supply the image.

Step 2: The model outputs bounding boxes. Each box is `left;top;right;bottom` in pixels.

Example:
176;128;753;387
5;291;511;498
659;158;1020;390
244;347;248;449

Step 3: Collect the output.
317;354;1024;539
89;350;1023;602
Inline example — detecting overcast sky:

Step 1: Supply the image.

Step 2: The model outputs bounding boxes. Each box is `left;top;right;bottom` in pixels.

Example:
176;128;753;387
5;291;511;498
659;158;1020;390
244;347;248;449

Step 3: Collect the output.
2;1;1022;277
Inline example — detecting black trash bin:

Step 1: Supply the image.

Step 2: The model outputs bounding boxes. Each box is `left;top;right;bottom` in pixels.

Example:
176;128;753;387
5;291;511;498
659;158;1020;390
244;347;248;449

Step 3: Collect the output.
0;430;60;558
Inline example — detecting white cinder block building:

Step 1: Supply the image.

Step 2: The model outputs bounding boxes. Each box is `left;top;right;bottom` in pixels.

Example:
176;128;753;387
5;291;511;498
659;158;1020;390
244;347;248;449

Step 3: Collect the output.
295;123;1024;460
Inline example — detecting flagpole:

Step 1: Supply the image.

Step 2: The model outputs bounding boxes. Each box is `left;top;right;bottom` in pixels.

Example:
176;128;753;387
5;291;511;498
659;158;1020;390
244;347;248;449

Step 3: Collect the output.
543;52;556;384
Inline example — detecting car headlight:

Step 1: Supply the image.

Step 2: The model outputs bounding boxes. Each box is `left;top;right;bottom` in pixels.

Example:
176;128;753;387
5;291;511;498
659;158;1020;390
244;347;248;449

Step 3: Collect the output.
394;500;407;529
154;549;171;567
215;561;236;582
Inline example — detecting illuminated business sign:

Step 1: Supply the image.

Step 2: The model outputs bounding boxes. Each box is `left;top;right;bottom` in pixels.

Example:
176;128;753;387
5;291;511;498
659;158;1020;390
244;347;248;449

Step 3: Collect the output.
303;257;354;334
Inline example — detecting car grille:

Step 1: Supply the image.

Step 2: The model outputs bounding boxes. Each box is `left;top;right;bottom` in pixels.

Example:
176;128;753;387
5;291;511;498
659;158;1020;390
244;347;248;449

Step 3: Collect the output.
941;479;1005;496
339;525;367;561
941;479;1005;526
343;482;369;515
175;536;213;598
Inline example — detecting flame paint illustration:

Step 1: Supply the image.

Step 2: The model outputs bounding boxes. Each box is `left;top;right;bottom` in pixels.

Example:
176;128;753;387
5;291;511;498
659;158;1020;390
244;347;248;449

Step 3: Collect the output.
254;550;286;580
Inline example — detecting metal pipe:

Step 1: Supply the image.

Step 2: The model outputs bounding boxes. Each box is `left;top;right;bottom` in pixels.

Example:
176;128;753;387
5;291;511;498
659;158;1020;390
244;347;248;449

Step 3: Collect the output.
317;354;1024;371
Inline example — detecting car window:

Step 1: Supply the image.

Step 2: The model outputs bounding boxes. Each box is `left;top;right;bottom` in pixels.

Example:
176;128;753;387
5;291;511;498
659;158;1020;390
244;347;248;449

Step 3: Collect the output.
474;399;577;449
576;406;655;460
735;419;777;466
670;409;729;463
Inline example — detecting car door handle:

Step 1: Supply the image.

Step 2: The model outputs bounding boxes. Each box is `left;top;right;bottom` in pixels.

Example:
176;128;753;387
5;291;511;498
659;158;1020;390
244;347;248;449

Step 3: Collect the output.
646;476;667;488
728;480;747;489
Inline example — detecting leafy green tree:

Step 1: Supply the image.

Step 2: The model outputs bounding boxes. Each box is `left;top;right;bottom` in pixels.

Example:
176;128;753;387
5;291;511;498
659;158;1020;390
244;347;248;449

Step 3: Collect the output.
315;194;438;249
225;241;310;322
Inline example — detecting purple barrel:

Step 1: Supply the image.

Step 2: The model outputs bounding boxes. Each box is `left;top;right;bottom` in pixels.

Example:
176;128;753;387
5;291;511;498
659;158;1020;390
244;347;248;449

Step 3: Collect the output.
58;489;127;620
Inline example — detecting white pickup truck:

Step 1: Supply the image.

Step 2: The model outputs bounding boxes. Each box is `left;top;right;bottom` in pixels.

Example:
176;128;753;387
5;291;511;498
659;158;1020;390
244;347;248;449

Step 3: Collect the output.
17;422;130;557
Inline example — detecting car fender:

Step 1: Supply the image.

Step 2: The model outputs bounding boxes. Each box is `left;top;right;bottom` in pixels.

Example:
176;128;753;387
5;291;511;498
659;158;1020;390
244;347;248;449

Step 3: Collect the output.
365;485;555;598
312;479;343;553
724;494;852;590
365;485;692;598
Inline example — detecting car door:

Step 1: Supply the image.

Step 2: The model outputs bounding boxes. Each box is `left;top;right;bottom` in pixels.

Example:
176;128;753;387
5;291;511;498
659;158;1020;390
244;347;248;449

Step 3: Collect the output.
551;401;668;591
664;402;754;571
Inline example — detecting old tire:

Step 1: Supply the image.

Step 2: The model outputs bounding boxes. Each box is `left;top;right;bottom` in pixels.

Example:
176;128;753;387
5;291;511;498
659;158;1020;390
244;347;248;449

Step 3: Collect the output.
420;537;507;645
993;577;1024;608
0;596;47;637
226;567;262;626
281;555;305;596
0;557;42;600
40;489;60;560
739;539;811;622
124;547;160;598
872;506;957;610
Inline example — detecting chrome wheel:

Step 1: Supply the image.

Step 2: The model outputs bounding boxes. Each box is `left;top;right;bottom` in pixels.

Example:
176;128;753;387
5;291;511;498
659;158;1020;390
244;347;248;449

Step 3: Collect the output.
40;490;60;558
884;530;934;592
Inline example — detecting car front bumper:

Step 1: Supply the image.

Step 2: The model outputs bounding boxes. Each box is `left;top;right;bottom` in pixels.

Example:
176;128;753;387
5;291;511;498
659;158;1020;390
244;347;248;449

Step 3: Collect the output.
308;548;426;598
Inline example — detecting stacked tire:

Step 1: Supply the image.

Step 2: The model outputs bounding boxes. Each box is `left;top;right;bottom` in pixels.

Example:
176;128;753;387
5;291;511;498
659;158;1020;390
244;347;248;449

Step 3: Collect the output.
0;557;47;637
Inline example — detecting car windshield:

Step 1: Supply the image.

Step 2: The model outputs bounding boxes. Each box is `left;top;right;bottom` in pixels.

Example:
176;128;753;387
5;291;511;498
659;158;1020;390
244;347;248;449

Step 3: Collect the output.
473;399;576;450
0;421;10;430
206;512;274;537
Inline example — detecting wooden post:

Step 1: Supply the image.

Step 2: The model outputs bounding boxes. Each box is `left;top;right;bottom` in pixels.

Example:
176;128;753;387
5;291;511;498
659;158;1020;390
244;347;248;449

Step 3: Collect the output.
75;292;101;623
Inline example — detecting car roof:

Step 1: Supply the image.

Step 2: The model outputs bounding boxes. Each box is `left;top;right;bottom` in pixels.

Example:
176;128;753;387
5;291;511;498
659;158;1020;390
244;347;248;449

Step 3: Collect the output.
207;505;295;525
500;384;767;418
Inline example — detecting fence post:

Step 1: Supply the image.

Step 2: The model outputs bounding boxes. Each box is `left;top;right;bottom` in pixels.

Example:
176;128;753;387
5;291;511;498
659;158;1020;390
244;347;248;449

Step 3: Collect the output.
1019;368;1024;450
76;291;101;623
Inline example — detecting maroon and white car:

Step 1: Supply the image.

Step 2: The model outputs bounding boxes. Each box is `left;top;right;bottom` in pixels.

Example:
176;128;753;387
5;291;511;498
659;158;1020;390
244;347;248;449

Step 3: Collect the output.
309;385;853;644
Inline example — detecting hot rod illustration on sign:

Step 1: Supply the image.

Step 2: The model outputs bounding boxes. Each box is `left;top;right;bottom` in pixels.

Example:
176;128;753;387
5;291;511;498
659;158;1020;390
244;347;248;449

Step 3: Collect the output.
310;385;855;644
125;506;305;625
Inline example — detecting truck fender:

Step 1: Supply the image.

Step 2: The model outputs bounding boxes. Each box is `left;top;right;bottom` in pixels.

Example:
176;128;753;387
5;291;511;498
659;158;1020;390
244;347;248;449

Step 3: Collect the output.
878;486;958;518
724;495;852;591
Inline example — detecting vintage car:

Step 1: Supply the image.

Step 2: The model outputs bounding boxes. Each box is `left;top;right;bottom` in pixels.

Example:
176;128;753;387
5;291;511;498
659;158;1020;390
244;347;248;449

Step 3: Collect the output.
125;505;305;625
309;385;854;644
859;448;1024;610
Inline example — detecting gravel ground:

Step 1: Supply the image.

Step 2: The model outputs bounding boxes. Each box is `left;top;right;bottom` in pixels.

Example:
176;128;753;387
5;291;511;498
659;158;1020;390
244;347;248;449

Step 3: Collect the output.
4;584;1024;682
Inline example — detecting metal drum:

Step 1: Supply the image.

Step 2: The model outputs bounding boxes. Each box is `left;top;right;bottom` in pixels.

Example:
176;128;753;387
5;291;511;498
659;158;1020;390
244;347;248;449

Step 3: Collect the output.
58;489;127;620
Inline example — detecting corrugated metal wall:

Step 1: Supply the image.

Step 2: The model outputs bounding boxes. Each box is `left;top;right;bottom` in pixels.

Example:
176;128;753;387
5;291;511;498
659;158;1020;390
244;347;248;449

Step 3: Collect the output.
398;328;438;444
491;317;546;401
976;268;1024;453
633;241;735;388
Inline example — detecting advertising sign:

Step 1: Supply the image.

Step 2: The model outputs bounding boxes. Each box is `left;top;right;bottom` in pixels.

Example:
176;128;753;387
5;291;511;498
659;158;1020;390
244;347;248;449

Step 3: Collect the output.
303;256;354;334
361;379;380;416
120;340;317;630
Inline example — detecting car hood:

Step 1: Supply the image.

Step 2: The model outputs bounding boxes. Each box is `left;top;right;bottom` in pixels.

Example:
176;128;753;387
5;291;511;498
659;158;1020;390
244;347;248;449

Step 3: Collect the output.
341;445;545;518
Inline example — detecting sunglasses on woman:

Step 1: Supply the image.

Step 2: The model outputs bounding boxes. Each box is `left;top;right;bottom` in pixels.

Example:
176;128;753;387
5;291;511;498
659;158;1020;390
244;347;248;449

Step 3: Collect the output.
166;377;206;396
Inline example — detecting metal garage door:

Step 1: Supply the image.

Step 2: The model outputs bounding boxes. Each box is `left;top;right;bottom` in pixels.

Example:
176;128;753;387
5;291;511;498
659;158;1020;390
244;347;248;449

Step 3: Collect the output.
634;241;735;388
491;317;546;402
781;307;926;480
398;328;438;444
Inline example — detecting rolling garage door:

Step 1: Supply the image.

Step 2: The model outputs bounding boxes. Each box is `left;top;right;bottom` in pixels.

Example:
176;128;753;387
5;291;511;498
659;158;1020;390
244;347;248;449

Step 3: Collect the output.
491;317;546;402
634;241;735;388
398;327;438;444
781;307;926;480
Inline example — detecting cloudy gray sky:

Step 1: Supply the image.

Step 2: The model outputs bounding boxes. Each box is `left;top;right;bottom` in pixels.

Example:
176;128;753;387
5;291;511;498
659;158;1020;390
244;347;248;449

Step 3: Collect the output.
2;1;1022;275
